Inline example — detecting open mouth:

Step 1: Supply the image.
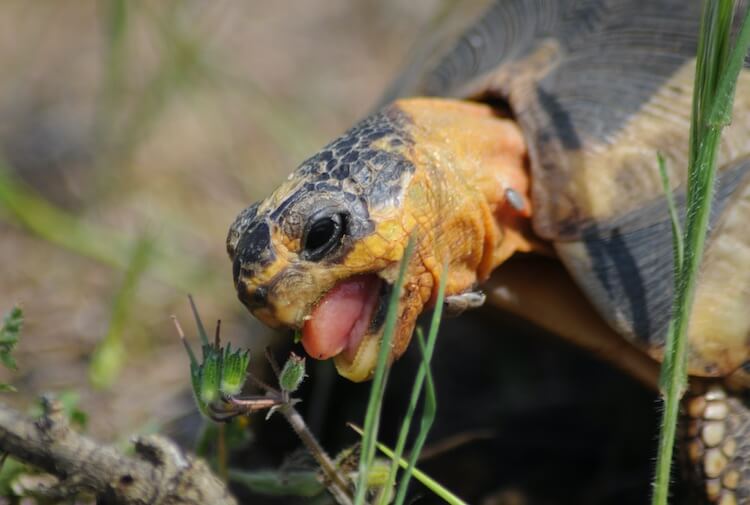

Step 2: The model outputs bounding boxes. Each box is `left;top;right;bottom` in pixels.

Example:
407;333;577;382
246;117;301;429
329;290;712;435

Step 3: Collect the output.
301;274;389;364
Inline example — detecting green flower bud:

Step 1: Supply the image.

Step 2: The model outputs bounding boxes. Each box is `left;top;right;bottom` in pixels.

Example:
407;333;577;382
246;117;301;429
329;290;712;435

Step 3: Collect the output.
221;343;250;396
179;312;253;420
199;344;222;405
279;353;306;393
188;361;208;415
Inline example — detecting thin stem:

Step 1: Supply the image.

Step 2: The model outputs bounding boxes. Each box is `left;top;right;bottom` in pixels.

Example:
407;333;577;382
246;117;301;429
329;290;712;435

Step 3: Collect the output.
349;424;467;505
354;238;416;505
381;265;447;505
651;2;750;503
281;405;353;505
217;423;227;482
393;330;438;505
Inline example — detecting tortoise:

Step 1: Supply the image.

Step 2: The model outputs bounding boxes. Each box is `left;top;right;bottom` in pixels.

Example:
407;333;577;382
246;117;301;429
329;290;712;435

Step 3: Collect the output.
226;0;750;502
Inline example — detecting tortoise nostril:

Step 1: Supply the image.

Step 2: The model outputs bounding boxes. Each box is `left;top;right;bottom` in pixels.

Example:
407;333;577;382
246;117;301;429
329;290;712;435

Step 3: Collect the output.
237;282;269;310
250;286;268;309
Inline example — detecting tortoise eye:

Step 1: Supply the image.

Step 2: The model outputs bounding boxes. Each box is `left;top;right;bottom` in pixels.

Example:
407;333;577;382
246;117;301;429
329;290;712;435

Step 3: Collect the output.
302;213;346;261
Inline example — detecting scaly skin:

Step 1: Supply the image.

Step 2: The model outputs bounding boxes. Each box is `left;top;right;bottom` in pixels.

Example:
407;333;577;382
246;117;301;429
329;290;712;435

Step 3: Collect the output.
227;98;542;381
684;382;750;505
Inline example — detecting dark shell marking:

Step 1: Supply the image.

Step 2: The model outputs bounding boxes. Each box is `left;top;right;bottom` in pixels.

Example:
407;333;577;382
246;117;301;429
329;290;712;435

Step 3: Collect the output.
557;159;750;356
227;104;415;286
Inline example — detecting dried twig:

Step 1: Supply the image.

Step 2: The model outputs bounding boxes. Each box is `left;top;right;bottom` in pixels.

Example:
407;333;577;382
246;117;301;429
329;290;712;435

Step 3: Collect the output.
0;396;236;505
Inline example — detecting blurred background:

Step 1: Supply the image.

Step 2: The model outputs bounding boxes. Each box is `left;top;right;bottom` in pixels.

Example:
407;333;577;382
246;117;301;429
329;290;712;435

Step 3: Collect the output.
0;1;664;504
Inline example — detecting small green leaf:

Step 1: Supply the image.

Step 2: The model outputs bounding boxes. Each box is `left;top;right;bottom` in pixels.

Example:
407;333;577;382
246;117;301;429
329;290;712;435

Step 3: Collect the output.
0;306;22;373
0;306;22;344
0;306;23;392
0;353;16;372
57;391;88;430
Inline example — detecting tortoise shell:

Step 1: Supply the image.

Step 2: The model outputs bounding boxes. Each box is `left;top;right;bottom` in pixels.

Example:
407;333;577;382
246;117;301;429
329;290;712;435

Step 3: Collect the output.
383;0;750;379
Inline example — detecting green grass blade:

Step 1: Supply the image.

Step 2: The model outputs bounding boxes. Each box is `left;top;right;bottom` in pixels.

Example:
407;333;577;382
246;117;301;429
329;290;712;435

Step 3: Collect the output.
354;238;416;505
95;0;128;147
188;295;210;347
393;328;439;505
708;5;750;127
379;265;447;505
657;153;684;276
89;235;154;389
651;2;750;504
689;1;733;169
349;424;467;505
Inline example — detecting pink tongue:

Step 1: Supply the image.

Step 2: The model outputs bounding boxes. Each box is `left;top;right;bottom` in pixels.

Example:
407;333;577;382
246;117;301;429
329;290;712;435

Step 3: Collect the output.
302;275;381;360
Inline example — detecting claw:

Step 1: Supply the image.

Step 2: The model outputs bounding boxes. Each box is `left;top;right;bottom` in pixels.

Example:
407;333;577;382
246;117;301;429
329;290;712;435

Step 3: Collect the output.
444;290;486;316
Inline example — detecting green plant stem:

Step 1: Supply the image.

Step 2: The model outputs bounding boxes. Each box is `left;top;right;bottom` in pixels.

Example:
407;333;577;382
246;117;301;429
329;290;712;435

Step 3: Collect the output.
89;235;154;389
281;404;352;505
657;154;684;274
393;329;438;505
349;424;467;505
354;239;415;505
651;2;750;504
379;269;445;505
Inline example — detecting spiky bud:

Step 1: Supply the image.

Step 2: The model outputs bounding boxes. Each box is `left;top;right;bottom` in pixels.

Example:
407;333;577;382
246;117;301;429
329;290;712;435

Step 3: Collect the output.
279;353;306;393
199;344;222;406
221;343;250;396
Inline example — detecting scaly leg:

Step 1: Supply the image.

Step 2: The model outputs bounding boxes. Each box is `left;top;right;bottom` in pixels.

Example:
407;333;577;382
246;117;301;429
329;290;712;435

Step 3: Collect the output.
684;381;750;505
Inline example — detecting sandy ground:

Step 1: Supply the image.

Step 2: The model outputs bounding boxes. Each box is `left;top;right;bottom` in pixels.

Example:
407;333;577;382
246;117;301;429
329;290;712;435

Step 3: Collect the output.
0;0;441;438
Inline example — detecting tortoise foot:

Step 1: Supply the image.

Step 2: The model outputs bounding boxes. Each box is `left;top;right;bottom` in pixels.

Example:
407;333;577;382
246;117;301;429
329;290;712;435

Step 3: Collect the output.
683;383;749;504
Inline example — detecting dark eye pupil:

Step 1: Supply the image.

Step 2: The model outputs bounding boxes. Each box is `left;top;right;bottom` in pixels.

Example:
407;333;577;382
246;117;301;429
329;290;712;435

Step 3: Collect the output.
307;218;336;250
303;214;345;260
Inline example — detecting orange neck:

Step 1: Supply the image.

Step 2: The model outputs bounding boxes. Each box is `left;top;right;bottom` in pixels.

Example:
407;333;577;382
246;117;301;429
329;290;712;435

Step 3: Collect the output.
394;97;547;299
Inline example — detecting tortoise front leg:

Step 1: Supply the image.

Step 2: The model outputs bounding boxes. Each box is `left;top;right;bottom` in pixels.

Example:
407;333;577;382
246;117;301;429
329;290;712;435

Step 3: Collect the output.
684;381;749;504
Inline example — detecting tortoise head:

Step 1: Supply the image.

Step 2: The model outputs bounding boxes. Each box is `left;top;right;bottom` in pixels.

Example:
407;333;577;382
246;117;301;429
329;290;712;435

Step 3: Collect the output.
227;98;533;381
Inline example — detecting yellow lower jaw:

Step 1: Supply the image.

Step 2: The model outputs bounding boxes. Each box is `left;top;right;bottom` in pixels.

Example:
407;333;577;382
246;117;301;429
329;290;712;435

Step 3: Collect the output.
333;333;381;382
